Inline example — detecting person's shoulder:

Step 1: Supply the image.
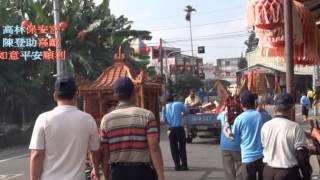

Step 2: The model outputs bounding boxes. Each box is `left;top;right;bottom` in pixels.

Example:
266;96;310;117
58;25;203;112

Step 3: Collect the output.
131;106;154;115
173;101;184;106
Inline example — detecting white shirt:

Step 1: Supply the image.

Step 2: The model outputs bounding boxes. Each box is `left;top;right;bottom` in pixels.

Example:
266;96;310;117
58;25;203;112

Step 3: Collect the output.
29;105;100;180
261;117;307;168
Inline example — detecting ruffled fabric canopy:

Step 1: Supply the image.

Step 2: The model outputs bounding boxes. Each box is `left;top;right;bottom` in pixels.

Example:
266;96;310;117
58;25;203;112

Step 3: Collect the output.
247;0;320;65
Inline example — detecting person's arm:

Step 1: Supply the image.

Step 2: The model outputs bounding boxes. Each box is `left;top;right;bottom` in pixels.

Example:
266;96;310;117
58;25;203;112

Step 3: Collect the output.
90;150;101;180
30;149;45;180
147;134;165;180
100;146;110;180
295;126;312;180
146;113;165;180
88;117;101;180
29;115;45;180
161;105;168;124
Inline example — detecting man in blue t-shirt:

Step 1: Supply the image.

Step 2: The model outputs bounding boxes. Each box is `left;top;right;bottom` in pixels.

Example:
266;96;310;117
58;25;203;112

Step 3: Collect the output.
217;109;241;180
224;90;271;180
162;95;189;171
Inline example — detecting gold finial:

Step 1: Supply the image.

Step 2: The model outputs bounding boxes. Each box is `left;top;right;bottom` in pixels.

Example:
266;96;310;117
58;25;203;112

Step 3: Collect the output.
114;45;125;63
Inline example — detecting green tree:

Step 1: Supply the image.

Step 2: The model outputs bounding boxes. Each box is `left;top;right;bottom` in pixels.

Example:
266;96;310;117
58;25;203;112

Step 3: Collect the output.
171;73;203;101
0;0;152;133
245;31;259;53
238;57;248;69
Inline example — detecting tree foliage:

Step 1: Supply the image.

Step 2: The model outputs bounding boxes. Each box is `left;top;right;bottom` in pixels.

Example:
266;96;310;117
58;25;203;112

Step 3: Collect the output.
169;74;203;101
245;31;259;53
0;0;151;132
185;5;196;21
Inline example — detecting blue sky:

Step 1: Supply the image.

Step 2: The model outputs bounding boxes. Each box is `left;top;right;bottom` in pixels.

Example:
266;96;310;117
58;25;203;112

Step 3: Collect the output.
95;0;248;64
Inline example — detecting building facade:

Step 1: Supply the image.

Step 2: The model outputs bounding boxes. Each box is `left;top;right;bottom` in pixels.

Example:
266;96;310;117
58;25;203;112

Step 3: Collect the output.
148;46;204;81
215;58;242;83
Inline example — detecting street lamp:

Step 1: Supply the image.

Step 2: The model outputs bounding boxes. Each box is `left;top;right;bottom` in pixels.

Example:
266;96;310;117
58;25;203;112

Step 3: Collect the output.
164;51;181;83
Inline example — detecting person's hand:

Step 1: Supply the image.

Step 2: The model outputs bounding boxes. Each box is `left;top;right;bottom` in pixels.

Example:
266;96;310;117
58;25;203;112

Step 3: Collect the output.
223;127;233;140
91;168;100;180
311;128;320;142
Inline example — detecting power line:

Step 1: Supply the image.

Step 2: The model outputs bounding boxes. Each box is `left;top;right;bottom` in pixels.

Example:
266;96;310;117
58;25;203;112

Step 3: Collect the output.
132;6;244;22
149;18;245;31
165;33;248;43
163;30;247;41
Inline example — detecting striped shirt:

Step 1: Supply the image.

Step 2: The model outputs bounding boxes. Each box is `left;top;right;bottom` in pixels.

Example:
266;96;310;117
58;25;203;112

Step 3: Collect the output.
100;103;159;163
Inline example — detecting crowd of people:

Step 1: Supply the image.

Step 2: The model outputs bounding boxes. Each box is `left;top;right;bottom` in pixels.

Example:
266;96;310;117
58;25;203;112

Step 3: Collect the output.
28;75;320;180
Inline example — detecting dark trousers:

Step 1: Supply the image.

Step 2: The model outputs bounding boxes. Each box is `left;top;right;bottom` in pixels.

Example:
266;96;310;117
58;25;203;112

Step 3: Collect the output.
263;165;301;180
110;163;157;180
241;158;264;180
168;127;188;169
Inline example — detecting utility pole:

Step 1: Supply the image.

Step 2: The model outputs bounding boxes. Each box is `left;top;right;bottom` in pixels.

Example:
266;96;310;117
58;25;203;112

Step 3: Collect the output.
284;0;295;120
313;65;319;116
159;38;163;76
53;0;64;77
189;20;194;57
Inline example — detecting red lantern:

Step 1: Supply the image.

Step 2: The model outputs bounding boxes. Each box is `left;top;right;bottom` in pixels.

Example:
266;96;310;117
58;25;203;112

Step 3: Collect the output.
78;31;87;40
22;20;30;28
59;21;68;30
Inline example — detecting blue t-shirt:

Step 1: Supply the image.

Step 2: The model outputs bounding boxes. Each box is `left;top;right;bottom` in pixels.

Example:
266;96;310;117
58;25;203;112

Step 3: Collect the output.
300;95;310;105
231;109;271;163
217;111;241;151
162;102;189;127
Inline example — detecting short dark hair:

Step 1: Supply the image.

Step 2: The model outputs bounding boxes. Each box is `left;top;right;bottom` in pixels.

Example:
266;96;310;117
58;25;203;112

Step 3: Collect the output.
240;90;255;108
114;77;134;100
274;93;294;112
55;91;76;100
166;95;174;102
54;76;77;100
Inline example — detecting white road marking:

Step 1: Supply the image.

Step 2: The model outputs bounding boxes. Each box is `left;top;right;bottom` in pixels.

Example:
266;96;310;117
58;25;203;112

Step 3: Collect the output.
0;154;29;164
0;174;24;180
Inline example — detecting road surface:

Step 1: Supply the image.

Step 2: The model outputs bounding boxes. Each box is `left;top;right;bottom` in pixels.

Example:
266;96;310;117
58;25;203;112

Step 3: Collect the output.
1;105;320;180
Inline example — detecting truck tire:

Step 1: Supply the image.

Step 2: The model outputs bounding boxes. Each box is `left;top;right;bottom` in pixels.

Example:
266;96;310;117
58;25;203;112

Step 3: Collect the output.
186;136;193;143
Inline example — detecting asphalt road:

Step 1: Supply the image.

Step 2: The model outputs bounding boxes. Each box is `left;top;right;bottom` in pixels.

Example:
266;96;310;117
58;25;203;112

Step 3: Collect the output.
0;105;320;180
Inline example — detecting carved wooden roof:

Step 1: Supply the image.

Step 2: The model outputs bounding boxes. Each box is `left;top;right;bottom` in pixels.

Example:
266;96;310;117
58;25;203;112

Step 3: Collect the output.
79;52;143;91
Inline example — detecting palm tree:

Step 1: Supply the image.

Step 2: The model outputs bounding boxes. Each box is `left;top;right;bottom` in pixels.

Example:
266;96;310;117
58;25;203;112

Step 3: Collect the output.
184;5;196;56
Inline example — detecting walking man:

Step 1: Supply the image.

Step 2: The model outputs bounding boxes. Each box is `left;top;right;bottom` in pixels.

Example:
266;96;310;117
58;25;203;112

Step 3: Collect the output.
217;107;242;180
99;77;165;180
29;76;101;180
261;93;312;180
163;95;189;171
300;93;311;122
225;90;271;180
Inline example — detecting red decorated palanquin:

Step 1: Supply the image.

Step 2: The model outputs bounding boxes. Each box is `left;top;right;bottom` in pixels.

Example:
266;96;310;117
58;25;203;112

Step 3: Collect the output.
78;50;163;124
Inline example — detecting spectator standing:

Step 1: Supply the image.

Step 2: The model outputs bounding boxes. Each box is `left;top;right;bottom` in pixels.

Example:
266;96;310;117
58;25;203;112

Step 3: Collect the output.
217;108;242;180
162;95;189;171
185;89;201;108
99;77;165;180
29;76;101;180
224;90;271;180
300;94;311;122
261;93;312;180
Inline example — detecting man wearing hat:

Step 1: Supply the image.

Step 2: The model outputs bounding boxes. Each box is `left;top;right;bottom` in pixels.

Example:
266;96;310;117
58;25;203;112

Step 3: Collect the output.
224;90;271;180
29;76;101;180
261;93;312;180
99;77;165;180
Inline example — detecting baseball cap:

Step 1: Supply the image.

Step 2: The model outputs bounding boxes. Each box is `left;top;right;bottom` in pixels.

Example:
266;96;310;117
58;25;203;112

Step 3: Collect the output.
54;76;77;93
274;93;294;106
114;77;134;99
240;90;255;105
